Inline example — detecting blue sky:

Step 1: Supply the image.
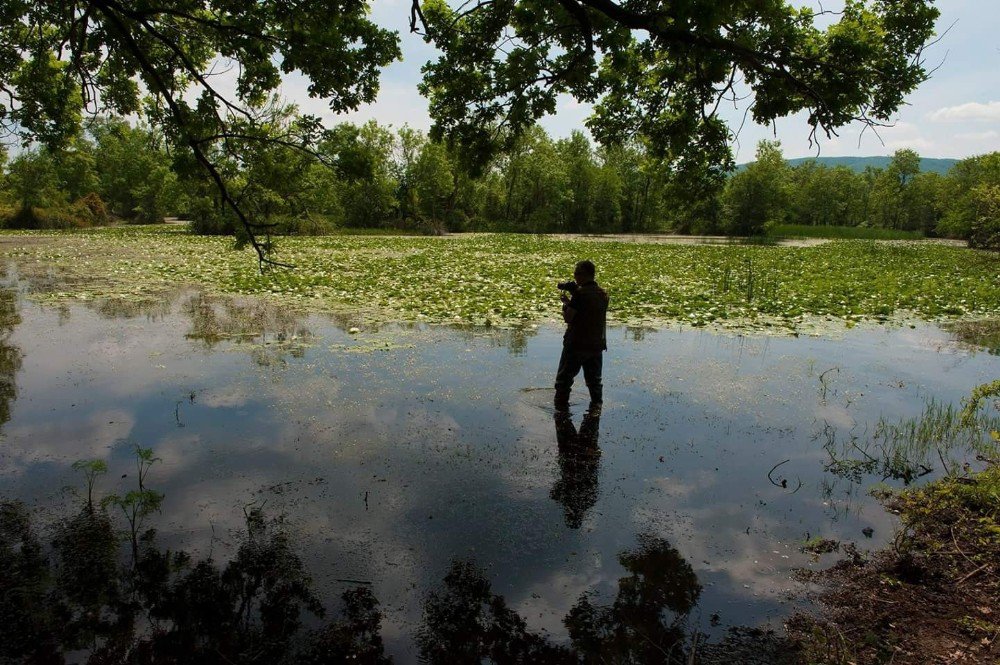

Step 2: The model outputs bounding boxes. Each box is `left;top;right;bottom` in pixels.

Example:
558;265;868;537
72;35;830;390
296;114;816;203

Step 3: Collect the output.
286;0;1000;163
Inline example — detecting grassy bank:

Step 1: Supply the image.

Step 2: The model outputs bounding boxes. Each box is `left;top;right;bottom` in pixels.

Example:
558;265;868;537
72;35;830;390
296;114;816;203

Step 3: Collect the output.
1;226;998;331
789;464;1000;663
789;382;1000;663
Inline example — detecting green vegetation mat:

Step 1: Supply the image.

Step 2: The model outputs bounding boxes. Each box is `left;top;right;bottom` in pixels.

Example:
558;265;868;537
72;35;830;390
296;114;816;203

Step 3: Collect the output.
2;226;998;332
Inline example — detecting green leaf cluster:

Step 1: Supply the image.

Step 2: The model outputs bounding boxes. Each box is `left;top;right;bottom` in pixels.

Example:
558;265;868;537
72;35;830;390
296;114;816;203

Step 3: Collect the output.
417;0;940;174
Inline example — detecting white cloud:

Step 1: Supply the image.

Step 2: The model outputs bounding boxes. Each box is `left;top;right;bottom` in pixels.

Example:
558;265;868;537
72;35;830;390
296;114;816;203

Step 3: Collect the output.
869;122;934;153
928;101;1000;123
955;130;1000;142
884;137;935;152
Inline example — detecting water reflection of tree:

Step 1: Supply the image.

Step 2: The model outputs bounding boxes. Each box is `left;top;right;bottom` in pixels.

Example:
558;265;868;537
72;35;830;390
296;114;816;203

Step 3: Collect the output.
0;288;22;428
625;326;653;343
417;560;574;663
90;295;175;320
945;319;1000;356
566;533;702;663
184;293;313;367
417;535;703;664
3;477;795;664
0;492;389;663
452;324;539;356
551;411;601;529
184;294;311;347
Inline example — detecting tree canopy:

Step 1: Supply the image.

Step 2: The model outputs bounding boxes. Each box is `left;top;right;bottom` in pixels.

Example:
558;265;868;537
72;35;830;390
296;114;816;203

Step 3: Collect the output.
1;0;400;264
412;0;939;170
1;1;941;262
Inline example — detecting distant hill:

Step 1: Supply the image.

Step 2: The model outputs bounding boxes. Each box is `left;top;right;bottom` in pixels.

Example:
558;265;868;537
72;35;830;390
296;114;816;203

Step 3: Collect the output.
735;156;959;175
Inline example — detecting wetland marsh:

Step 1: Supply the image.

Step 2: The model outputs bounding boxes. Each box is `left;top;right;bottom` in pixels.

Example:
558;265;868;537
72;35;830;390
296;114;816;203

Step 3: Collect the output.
0;229;998;661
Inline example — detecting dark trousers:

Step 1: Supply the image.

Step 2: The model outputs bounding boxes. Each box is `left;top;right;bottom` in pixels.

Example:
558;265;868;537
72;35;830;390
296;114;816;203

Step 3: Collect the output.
554;347;603;406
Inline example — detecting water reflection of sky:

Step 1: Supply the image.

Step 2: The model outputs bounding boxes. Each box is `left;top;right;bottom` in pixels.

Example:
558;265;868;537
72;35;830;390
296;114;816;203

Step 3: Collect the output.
1;290;998;660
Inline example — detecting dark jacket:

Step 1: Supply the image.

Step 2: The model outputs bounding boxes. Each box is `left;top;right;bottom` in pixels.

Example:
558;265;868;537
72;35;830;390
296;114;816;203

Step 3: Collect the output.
563;281;608;353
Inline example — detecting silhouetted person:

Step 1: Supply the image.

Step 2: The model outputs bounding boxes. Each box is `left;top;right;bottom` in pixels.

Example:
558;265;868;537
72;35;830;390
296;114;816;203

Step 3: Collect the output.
554;259;608;412
551;410;601;529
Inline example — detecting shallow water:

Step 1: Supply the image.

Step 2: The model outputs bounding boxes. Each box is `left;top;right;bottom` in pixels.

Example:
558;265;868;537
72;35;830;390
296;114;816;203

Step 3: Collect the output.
1;287;997;660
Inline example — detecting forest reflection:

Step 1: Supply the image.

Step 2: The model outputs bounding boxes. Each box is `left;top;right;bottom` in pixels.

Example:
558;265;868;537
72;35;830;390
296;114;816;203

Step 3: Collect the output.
73;289;540;359
0;289;21;427
0;481;792;664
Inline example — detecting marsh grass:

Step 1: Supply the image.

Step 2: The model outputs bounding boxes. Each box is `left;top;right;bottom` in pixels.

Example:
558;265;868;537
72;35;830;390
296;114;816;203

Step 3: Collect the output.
823;384;1000;484
1;226;998;331
871;399;1000;474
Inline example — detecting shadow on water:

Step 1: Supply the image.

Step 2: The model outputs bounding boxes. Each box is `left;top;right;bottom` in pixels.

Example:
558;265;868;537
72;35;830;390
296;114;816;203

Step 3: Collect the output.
1;459;795;664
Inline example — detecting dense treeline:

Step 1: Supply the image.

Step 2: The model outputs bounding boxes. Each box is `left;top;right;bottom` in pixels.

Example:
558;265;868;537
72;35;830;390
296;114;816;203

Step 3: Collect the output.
0;118;185;229
1;116;998;249
724;141;1000;249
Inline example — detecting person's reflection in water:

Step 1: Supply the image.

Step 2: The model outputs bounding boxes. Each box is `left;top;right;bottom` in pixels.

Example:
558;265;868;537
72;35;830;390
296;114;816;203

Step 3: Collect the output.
550;409;601;529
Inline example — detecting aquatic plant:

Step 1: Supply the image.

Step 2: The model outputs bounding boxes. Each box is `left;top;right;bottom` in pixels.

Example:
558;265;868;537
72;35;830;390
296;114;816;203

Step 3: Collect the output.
2;226;999;332
104;445;163;567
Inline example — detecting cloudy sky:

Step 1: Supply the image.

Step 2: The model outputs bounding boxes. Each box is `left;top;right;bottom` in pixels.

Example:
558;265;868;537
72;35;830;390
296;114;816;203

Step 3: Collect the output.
287;0;1000;163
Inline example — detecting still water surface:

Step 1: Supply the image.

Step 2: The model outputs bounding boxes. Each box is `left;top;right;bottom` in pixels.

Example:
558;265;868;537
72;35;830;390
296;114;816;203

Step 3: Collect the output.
1;288;997;659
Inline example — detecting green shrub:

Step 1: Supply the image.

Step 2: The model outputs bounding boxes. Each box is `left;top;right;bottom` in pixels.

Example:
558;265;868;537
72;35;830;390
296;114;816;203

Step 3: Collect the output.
271;212;338;236
6;206;83;229
2;195;110;230
72;193;110;226
968;184;1000;251
0;203;16;228
188;197;236;235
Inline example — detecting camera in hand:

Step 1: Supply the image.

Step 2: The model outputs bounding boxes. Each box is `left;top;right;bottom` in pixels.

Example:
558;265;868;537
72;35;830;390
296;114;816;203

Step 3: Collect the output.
557;280;578;292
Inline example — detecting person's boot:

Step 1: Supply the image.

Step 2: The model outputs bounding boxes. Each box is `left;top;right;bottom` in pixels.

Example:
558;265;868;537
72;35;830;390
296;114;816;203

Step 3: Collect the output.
554;388;570;412
587;385;602;413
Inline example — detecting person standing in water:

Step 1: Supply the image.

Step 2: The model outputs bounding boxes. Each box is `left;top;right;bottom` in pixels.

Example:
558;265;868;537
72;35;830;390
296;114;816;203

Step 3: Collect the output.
554;259;608;412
